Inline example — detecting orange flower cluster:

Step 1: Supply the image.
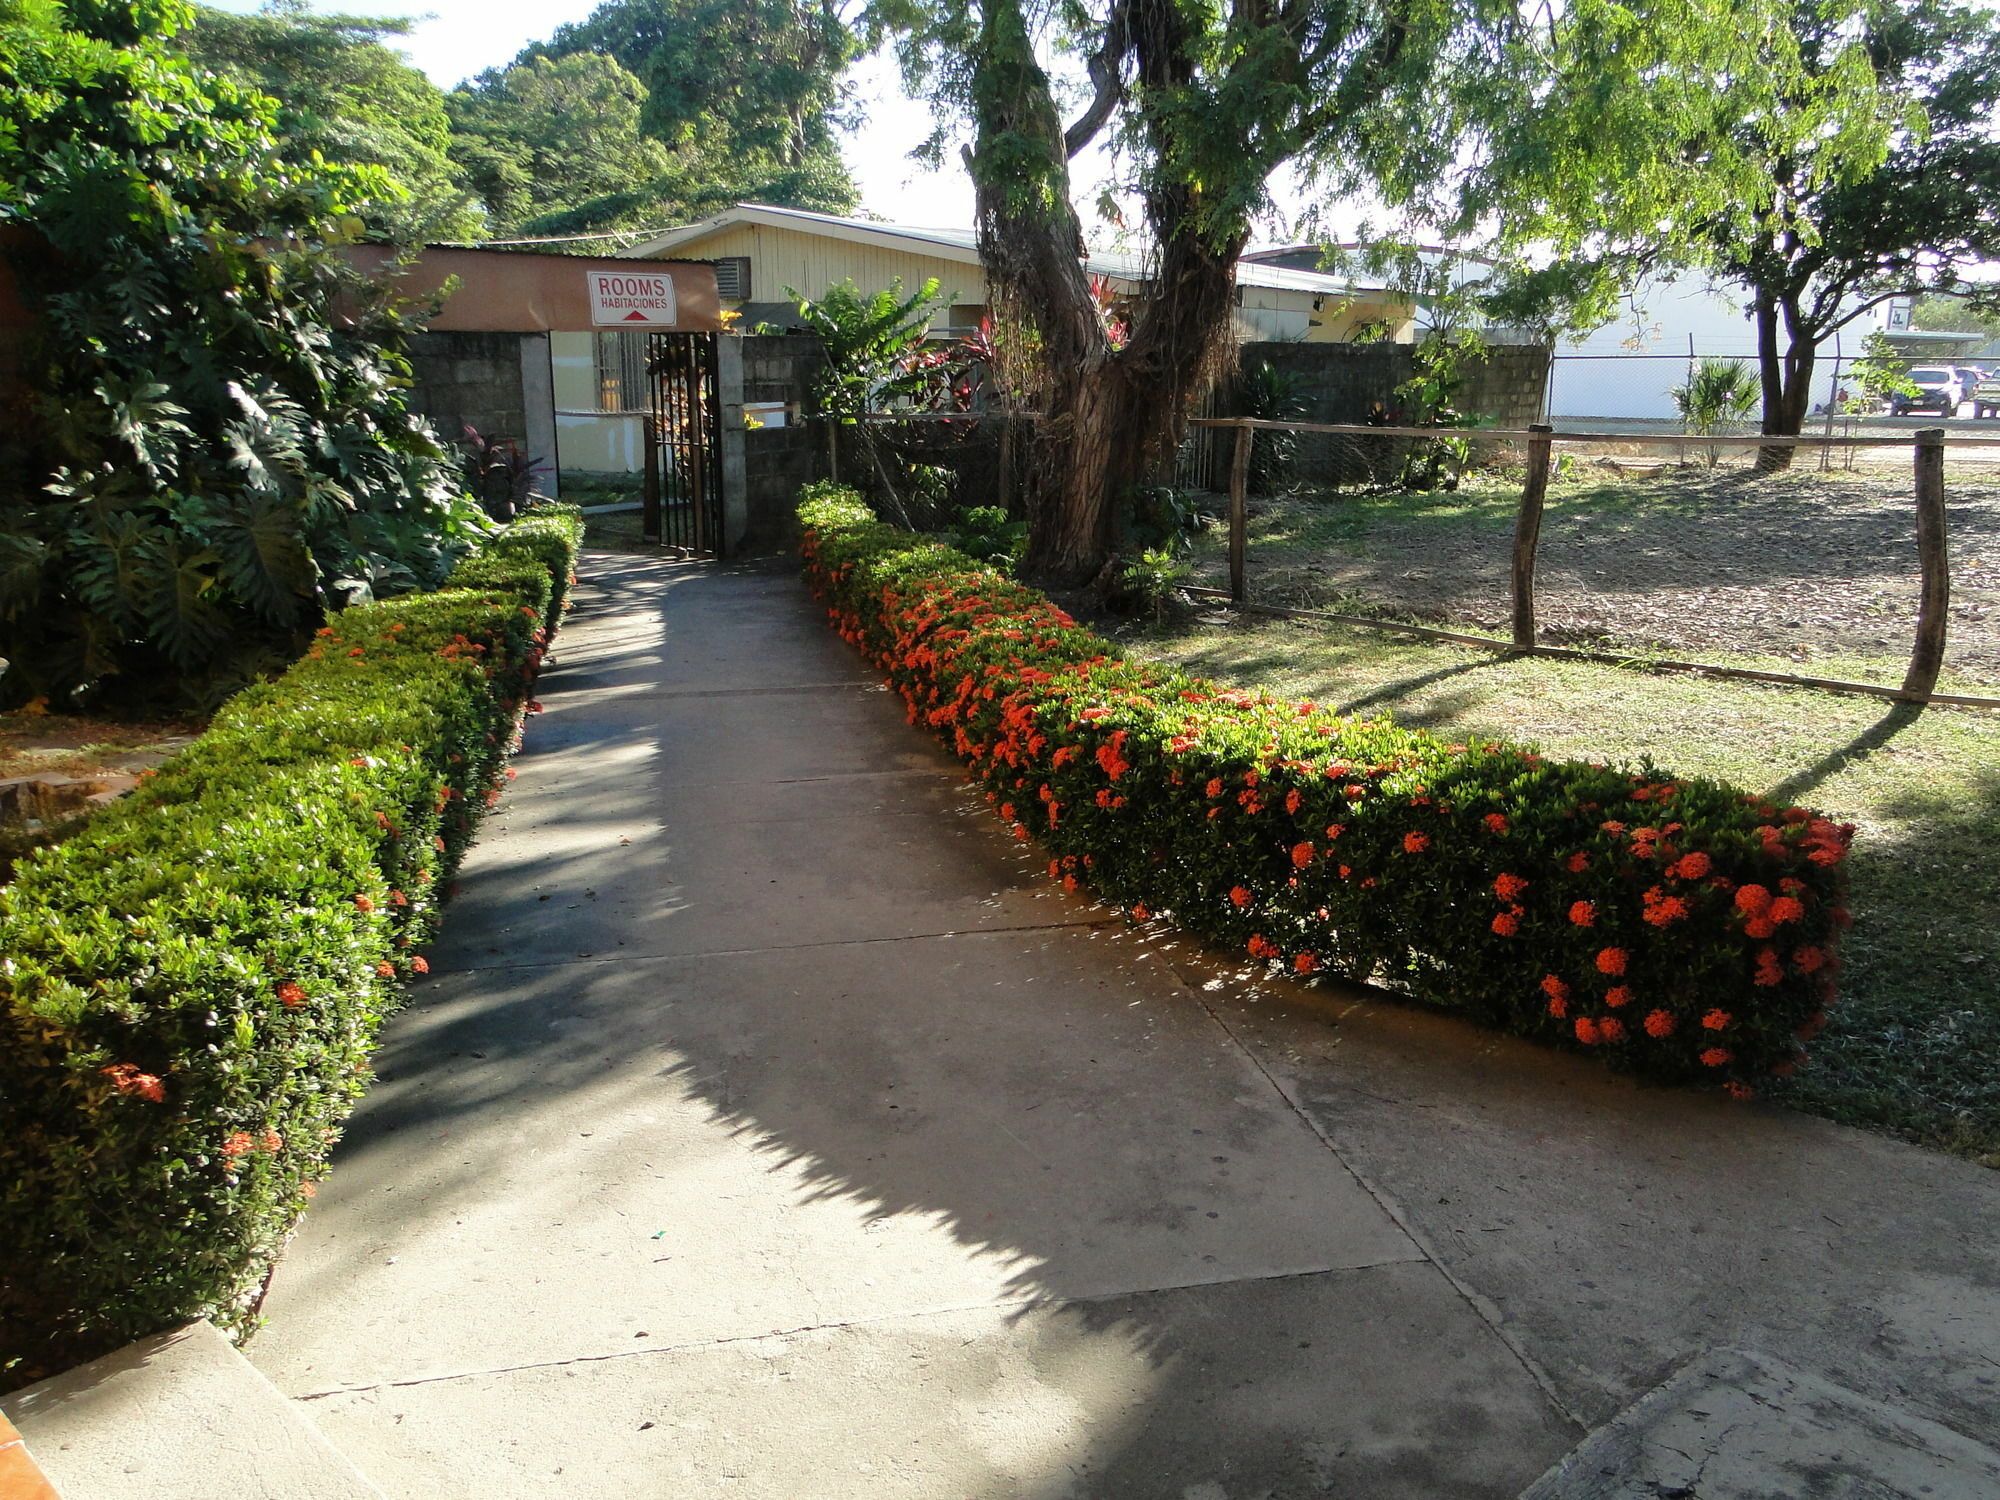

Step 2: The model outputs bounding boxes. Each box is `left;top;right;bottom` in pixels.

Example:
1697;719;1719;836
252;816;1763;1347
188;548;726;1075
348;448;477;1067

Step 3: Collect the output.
800;487;1854;1096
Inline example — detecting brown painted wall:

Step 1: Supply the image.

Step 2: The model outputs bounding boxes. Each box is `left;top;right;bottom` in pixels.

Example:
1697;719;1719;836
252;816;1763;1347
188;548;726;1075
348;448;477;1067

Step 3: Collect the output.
344;246;724;334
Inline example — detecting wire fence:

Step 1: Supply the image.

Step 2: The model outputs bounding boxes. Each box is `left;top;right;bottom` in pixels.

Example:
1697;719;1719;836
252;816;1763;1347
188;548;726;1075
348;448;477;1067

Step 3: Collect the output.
1184;418;2000;708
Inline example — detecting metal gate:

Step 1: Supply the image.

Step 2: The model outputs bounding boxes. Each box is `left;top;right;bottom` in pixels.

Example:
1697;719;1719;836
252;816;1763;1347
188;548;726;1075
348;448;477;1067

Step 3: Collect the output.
642;332;723;554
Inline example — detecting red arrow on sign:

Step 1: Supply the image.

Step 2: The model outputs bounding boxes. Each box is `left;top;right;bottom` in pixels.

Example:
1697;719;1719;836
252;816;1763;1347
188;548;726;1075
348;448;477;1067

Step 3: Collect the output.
623;310;650;321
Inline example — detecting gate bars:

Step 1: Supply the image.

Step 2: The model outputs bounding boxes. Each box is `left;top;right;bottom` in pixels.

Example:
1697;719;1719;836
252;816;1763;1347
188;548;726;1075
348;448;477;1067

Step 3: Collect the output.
642;332;723;555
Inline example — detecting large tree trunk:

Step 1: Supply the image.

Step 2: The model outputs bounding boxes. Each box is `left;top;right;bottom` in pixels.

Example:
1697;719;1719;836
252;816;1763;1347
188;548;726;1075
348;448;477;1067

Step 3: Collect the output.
970;0;1249;586
1754;287;1818;472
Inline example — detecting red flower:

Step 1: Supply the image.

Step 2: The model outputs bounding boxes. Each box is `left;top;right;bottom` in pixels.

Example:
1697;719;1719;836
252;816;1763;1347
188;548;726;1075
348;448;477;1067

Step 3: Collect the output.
1247;934;1281;960
1699;1047;1732;1068
1285;789;1303;815
1205;778;1224;798
1566;851;1591;873
1793;945;1825;973
1595;947;1628;976
276;980;306;1008
1229;885;1253;908
1483;813;1509;833
1642;893;1689;927
1724;1081;1756;1101
1324;823;1345;840
1569;901;1597;927
410;956;429;974
1291;842;1315;869
354;894;376;913
1403;831;1429;854
1547;992;1569;1019
376;962;396;977
1671;851;1711;880
221;1131;255;1160
1734;884;1773;916
101;1063;166;1102
1598;1016;1626;1044
1541;975;1569;1001
1643;1009;1676;1038
1701;1009;1732;1030
1132;903;1151;922
1605;985;1632;1008
1293;953;1318;975
1491;911;1520;936
1768;896;1805;925
1574;1017;1600;1045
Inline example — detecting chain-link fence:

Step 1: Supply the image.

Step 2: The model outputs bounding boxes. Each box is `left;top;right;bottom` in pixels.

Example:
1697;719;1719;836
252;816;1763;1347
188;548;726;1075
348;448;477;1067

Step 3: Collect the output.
1181;418;2000;707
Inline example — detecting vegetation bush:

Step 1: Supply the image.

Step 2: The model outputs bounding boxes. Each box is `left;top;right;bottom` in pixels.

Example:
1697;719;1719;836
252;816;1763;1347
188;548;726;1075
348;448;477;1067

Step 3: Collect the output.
0;504;582;1390
0;0;485;709
801;486;1853;1095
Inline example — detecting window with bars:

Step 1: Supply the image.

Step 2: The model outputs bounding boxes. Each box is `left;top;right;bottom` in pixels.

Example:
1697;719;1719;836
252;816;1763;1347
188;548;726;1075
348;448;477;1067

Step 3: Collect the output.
593;331;649;412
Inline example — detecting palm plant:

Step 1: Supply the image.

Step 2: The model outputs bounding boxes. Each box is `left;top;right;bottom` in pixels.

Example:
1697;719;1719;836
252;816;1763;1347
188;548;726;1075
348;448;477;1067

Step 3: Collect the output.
1670;358;1760;465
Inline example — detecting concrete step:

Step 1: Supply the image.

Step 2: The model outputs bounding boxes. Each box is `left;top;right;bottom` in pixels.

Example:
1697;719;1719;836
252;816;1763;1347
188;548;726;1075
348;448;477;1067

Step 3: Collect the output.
1518;1346;2000;1500
0;1322;385;1500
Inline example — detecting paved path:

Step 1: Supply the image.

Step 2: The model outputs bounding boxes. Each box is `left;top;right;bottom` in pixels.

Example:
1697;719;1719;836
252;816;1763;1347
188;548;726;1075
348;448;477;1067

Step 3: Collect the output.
249;553;2000;1499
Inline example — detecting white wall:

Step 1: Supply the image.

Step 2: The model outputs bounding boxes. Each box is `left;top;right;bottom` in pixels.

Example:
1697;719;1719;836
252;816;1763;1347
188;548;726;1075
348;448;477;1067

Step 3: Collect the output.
1548;275;1868;421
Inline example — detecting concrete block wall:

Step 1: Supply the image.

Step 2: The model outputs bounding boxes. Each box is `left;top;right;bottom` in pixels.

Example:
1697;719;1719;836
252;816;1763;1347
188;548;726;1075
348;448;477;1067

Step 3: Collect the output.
738;335;828;553
1215;340;1552;489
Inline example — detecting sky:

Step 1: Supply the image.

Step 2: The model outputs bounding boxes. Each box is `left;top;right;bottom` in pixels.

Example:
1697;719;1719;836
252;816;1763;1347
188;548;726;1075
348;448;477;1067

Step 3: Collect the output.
197;0;1327;248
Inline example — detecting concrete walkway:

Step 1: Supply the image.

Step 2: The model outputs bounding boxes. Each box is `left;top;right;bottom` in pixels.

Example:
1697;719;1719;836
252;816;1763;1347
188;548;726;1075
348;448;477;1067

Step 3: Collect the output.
245;553;2000;1499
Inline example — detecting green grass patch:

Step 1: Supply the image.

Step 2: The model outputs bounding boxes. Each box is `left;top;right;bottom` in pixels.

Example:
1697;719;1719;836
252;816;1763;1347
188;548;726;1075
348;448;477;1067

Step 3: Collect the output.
1128;611;2000;1165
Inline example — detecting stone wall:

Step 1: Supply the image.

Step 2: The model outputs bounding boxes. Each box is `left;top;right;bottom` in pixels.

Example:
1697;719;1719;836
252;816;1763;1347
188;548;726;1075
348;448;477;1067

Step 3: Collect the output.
406;331;528;451
738;335;828;552
1195;340;1552;490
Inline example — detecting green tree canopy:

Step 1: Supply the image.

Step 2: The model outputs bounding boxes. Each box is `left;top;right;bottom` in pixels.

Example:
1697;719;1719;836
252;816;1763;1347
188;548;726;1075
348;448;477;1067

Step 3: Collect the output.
0;0;481;706
446;52;675;237
877;0;1875;583
176;0;481;242
523;0;863;217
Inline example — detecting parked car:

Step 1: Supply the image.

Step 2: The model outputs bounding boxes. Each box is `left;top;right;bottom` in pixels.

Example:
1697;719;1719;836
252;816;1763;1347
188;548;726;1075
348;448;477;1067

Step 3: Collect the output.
1890;366;1968;416
1973;371;2000;420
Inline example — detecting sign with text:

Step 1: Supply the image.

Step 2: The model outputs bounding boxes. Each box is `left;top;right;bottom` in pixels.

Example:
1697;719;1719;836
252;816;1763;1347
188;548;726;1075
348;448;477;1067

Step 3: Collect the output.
588;270;678;327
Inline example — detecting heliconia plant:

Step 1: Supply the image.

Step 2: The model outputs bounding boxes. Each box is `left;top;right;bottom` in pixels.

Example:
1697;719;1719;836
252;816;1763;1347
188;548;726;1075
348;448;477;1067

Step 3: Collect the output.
800;483;1852;1098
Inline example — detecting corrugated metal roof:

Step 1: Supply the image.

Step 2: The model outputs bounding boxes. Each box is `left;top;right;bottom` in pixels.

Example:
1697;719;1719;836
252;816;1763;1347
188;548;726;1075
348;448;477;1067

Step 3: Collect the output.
622;203;1371;294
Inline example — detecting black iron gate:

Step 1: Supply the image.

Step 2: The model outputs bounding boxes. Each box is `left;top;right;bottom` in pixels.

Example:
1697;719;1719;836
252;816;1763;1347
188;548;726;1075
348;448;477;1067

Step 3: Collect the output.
642;331;723;554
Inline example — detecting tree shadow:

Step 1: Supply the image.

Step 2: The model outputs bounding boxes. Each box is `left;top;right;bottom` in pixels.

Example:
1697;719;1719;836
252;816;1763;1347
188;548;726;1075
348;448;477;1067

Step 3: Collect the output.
1763;702;1925;807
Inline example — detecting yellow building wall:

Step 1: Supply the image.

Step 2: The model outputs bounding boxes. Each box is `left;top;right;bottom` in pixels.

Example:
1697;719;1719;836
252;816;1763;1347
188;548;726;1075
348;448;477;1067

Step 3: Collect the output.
643;224;983;329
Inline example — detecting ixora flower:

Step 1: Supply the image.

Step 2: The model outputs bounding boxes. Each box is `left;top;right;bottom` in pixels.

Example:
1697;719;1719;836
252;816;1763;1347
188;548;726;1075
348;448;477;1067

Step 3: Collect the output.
100;1063;166;1102
801;489;1852;1093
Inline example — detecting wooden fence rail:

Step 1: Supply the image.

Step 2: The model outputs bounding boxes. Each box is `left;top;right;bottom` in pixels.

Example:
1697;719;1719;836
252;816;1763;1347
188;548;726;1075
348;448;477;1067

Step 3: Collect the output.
1195;415;1995;710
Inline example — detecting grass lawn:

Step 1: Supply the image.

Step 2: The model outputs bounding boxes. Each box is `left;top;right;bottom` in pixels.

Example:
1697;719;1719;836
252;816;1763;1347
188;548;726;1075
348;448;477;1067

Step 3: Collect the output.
1125;610;2000;1166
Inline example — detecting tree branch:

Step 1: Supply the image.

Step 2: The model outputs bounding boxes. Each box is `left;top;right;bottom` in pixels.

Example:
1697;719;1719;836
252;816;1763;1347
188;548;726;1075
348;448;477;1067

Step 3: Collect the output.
1063;0;1132;158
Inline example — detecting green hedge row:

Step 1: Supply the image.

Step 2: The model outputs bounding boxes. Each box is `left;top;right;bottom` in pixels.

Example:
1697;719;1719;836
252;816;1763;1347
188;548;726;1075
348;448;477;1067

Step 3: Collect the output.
0;505;584;1387
801;486;1853;1093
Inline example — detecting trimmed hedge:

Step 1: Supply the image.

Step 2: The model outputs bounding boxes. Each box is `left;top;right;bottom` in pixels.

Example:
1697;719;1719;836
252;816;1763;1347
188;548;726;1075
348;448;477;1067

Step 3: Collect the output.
0;505;583;1386
801;486;1853;1094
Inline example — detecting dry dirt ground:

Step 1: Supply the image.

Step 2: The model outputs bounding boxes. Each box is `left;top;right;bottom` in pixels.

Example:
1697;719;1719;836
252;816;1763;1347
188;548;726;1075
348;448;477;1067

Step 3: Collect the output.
1194;459;2000;684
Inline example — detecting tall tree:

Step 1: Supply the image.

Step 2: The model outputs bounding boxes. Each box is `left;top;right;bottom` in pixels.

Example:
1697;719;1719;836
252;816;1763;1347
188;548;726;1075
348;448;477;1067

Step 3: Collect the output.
1699;0;2000;464
177;0;481;241
524;0;864;215
1;0;479;704
447;53;674;237
882;0;1867;585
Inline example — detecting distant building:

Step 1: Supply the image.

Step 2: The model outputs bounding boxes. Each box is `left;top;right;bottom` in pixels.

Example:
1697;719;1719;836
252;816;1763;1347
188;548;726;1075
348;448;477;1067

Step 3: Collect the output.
543;203;1421;473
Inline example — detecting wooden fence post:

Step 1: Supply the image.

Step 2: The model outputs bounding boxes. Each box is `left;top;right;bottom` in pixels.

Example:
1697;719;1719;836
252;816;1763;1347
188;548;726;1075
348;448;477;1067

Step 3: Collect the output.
1900;427;1950;703
1228;420;1252;603
1510;423;1554;648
